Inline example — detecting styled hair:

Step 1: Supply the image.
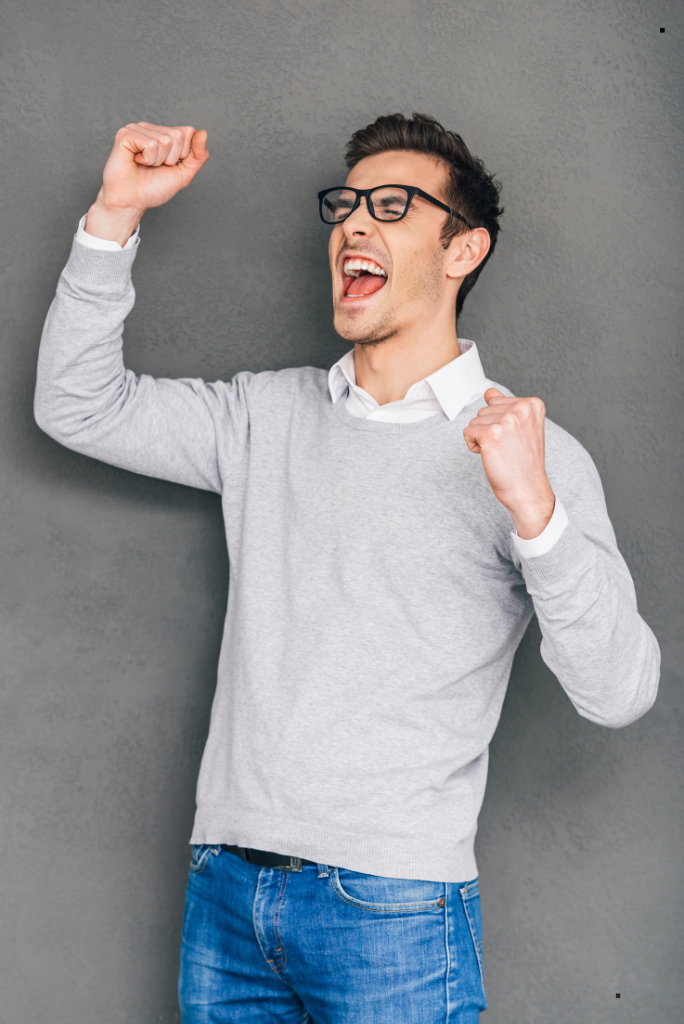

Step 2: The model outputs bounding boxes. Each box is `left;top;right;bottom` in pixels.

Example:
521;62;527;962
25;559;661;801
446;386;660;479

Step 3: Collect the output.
345;113;503;318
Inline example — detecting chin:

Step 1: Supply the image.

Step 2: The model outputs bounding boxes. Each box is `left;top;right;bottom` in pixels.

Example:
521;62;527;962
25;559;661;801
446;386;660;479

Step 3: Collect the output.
333;307;397;346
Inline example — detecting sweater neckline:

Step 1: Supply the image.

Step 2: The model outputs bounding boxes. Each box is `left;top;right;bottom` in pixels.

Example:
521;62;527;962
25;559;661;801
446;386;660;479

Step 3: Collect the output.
331;398;456;434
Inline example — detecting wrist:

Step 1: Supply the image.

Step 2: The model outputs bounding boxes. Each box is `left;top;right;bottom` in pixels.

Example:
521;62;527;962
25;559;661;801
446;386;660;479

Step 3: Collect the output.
507;486;556;540
85;192;145;247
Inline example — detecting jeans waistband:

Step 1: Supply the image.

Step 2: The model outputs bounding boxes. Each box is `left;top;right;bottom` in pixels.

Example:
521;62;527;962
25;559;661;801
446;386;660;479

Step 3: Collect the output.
221;844;317;872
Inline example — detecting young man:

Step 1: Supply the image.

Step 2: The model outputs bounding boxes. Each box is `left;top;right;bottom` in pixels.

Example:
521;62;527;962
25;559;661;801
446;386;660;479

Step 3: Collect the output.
35;113;659;1023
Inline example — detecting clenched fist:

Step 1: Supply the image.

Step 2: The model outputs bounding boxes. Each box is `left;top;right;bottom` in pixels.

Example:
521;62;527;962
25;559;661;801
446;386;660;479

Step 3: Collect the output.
463;388;556;540
85;122;210;246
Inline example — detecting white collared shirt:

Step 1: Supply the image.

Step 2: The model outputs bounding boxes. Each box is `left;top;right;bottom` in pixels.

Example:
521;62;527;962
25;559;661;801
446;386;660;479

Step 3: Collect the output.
77;217;568;556
328;338;487;424
328;341;568;557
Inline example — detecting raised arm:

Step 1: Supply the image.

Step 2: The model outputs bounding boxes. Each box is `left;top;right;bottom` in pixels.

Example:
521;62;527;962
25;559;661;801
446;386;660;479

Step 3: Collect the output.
34;123;252;494
464;388;660;727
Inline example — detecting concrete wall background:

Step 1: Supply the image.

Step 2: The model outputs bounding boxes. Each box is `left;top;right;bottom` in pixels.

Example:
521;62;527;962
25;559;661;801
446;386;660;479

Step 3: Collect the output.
1;0;682;1020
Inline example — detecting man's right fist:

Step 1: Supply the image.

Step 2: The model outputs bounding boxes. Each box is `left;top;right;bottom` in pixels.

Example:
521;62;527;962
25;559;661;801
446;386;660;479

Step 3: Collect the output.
85;122;209;246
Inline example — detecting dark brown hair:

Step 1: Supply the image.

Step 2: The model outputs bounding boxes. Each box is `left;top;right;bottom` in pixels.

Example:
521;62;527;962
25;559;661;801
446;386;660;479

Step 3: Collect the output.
345;113;503;319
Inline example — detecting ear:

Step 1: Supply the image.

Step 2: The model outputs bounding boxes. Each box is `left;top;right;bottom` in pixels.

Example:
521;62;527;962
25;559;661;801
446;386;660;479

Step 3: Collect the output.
445;227;490;280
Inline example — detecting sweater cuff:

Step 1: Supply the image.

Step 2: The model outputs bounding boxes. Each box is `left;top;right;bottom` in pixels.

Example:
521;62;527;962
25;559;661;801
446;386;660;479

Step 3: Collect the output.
66;234;139;286
517;518;596;594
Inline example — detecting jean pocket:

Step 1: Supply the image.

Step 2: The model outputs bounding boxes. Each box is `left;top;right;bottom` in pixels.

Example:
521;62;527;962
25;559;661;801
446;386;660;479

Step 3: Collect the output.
331;867;445;913
189;844;219;875
460;879;485;985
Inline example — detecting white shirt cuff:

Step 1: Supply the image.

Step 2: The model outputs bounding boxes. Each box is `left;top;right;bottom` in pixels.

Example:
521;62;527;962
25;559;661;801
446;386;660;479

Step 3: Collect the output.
76;213;140;251
512;498;569;558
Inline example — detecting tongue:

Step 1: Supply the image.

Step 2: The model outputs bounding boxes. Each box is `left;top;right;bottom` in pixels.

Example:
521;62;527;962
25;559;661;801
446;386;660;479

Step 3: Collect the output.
348;273;386;297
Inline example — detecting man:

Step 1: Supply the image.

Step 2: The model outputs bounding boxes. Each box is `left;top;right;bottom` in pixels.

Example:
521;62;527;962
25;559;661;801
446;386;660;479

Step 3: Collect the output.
34;113;660;1023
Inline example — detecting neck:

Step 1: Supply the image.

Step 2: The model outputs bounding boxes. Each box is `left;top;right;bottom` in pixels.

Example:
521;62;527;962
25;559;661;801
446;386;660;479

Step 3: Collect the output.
353;321;461;406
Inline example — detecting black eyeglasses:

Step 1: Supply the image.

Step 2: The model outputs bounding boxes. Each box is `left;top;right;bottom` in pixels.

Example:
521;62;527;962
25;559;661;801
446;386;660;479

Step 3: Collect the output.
318;185;473;229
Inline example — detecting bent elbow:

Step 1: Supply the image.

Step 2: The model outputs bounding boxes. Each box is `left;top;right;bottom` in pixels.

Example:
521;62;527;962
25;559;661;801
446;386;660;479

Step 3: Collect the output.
34;391;67;445
34;393;57;439
597;688;658;730
34;387;88;450
580;647;661;730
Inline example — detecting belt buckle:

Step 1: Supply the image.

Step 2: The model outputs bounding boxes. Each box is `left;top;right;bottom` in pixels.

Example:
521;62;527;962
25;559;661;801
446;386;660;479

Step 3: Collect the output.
280;856;302;873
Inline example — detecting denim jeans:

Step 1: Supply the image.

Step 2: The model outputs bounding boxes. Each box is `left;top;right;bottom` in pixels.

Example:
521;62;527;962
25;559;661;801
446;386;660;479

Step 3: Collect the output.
178;844;487;1023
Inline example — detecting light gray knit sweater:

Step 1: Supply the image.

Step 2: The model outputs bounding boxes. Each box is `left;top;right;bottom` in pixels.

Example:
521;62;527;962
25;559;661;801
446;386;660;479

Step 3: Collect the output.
34;240;660;882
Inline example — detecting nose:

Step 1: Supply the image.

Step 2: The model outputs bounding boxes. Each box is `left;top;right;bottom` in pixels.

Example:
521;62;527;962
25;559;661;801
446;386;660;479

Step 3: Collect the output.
342;196;376;240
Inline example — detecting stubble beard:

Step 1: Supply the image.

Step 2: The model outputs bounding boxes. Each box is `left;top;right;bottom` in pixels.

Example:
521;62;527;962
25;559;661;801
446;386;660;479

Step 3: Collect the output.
332;305;399;348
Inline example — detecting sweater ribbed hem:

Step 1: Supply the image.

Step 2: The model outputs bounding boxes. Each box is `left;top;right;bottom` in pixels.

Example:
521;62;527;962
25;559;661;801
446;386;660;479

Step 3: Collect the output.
517;518;596;593
66;236;139;284
190;808;478;883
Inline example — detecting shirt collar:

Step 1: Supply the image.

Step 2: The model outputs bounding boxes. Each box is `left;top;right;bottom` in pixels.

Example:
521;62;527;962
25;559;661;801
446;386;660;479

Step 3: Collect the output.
328;349;359;404
327;339;487;421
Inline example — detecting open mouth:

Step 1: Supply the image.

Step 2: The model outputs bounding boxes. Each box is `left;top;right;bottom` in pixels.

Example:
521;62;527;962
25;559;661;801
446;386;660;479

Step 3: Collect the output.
341;257;388;299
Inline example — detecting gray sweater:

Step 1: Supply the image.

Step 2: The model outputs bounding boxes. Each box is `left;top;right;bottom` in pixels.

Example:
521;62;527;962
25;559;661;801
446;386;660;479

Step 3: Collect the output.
34;240;660;882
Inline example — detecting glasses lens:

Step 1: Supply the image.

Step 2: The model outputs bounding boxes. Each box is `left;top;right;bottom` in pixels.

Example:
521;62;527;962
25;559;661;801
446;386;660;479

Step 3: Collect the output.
370;187;410;220
321;188;358;223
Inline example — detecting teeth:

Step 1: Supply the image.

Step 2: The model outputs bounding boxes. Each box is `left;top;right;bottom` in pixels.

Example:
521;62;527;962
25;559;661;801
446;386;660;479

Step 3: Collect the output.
343;258;387;277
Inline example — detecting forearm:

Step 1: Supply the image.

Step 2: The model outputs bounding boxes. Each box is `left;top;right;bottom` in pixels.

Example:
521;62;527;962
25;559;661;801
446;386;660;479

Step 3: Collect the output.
519;520;660;728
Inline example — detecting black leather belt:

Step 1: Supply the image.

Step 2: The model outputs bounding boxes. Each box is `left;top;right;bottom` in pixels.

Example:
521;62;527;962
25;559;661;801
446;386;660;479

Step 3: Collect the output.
221;844;317;873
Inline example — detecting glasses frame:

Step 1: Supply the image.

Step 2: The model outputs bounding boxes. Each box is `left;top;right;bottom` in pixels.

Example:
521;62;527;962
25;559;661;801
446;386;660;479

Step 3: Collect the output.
317;184;473;230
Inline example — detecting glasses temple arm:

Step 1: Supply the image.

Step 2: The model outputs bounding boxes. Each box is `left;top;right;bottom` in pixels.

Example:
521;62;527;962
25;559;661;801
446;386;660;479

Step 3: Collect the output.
450;209;473;230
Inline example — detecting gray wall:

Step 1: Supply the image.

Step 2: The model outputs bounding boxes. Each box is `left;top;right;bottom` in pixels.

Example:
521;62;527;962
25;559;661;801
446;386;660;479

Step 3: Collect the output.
1;0;682;1020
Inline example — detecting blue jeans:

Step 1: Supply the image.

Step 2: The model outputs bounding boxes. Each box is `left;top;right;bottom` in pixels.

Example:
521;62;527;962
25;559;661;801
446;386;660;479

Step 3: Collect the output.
178;845;487;1022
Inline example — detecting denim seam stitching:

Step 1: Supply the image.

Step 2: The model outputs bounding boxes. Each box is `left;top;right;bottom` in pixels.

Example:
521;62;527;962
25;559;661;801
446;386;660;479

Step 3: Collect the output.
331;868;444;914
460;886;485;989
271;869;289;972
444;888;451;1022
253;870;278;975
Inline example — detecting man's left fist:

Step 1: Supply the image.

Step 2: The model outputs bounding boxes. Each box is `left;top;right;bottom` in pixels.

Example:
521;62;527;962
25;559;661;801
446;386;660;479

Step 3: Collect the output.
463;388;556;540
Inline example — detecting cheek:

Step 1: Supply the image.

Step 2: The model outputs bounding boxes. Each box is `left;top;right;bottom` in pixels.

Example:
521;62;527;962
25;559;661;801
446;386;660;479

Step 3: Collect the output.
329;228;343;268
394;247;443;298
418;245;448;297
